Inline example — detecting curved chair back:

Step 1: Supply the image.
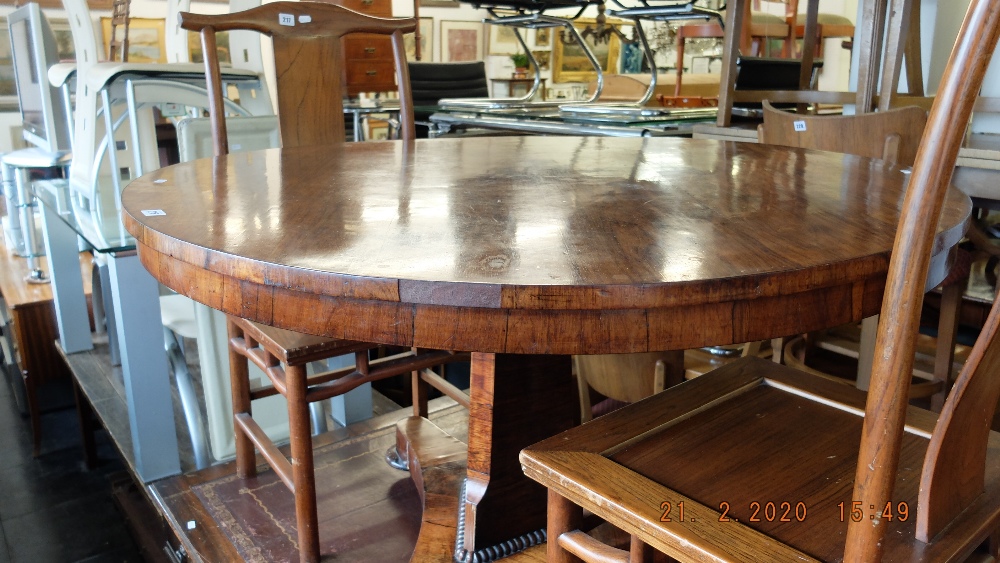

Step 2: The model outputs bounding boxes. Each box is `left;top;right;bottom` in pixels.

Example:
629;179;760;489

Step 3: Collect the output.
850;0;1000;555
759;100;928;167
180;1;416;154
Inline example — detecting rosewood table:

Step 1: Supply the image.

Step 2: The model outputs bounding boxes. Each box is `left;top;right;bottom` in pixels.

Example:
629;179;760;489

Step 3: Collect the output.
120;136;970;561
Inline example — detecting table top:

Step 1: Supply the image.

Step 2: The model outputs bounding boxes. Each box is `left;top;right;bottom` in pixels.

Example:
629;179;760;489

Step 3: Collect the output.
0;240;92;309
121;136;971;355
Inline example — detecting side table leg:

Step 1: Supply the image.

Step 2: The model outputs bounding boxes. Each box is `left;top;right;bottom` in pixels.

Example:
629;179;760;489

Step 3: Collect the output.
108;252;181;481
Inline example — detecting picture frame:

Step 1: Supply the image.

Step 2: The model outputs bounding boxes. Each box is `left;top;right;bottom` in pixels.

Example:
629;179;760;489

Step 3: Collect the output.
531;50;550;71
405;17;434;61
439;20;483;62
487;23;520;55
420;0;460;7
535;28;551;48
21;0;113;9
188;30;231;64
0;17;75;109
101;17;166;63
552;19;621;84
367;119;390;141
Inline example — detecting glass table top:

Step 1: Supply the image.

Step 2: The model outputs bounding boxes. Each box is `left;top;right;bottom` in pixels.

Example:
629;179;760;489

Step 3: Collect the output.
32;179;136;254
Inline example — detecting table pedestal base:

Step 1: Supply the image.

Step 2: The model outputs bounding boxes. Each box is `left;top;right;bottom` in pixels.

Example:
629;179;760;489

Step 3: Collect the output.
395;353;578;561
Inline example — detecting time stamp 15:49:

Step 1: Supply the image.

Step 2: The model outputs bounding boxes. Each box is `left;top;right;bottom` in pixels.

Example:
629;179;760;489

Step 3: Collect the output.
658;501;911;523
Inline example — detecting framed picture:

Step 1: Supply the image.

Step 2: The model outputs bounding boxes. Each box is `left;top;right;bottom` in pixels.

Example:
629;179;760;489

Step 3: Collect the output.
405;17;434;61
0;17;75;109
552;19;621;84
101;17;166;63
421;0;460;7
531;50;550;71
188;30;231;64
487;24;520;55
535;28;551;48
22;0;112;8
440;20;483;62
367;119;390;141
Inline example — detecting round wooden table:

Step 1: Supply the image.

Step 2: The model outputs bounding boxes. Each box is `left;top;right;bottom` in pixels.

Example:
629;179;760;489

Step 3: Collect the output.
121;136;970;560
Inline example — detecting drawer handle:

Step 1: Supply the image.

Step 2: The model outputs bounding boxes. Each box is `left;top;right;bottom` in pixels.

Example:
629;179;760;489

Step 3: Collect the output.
366;70;377;76
364;47;377;54
362;0;374;5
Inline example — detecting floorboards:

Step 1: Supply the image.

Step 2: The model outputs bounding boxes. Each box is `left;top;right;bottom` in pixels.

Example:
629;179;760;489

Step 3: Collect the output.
0;348;144;563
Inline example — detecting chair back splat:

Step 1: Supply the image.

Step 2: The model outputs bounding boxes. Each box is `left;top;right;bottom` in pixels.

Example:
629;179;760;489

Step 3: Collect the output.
521;1;1000;561
758;100;927;167
180;1;416;154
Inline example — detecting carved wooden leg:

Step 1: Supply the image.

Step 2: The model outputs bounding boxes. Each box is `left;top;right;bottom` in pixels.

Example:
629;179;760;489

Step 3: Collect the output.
286;364;320;563
461;353;577;558
227;320;256;479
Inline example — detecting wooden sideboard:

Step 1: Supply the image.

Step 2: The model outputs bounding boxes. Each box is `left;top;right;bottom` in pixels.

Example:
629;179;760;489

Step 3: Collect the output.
338;0;397;97
0;238;92;456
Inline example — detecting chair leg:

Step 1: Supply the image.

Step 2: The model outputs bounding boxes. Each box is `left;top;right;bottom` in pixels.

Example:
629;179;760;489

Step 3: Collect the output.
932;280;964;410
227;320;256;479
412;367;429;417
547;489;582;563
286;364;321;563
630;534;654;563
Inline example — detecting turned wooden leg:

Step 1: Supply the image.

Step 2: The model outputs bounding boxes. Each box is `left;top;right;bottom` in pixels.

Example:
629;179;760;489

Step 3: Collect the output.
227;320;256;479
286;364;320;563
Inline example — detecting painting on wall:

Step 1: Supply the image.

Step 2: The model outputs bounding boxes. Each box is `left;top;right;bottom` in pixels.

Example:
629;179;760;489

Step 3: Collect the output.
531;50;550;71
487;24;520;55
405;17;434;61
440;20;483;62
188;30;231;64
552;19;621;84
101;17;167;63
0;18;75;108
535;28;551;48
23;0;113;8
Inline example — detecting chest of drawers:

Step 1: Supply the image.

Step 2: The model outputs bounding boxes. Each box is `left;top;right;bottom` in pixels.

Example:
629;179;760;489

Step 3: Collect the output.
338;0;397;97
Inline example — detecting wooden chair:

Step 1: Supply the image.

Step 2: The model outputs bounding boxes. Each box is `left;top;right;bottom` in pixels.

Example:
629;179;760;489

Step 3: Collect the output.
574;352;684;422
759;100;969;405
754;0;854;59
716;0;923;124
522;1;1000;561
180;4;468;562
107;0;130;61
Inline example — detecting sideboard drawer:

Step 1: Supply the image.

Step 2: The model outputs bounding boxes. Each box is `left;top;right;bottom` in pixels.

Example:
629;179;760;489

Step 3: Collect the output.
344;36;393;59
345;60;397;91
